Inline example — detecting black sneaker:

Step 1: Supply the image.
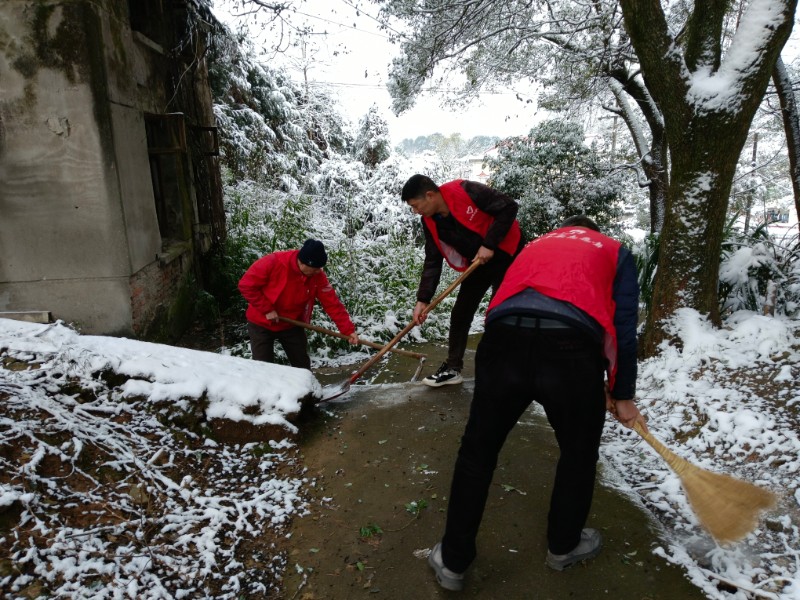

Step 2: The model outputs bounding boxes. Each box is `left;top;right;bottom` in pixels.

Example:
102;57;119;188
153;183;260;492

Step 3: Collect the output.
422;362;463;388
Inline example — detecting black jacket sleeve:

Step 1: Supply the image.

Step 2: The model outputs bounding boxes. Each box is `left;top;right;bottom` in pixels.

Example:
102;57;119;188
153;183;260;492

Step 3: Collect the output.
416;222;444;303
610;246;639;400
461;181;519;250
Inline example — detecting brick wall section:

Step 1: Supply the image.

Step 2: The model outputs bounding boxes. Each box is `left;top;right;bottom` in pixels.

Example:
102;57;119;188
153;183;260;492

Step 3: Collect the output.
130;248;194;337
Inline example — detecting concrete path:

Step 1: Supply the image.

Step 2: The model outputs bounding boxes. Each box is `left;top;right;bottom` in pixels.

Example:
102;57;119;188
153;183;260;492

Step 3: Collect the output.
282;340;706;599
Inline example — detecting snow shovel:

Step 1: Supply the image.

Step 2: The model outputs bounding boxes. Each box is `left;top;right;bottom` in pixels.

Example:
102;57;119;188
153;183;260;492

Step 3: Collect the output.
632;421;776;543
318;259;482;403
277;316;427;380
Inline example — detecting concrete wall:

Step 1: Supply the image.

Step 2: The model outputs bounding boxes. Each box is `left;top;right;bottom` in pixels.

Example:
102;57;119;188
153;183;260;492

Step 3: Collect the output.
0;0;211;337
0;2;137;334
109;103;162;273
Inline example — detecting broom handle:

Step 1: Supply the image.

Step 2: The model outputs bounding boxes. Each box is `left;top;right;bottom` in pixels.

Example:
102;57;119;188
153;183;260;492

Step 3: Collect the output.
632;421;691;476
277;316;426;359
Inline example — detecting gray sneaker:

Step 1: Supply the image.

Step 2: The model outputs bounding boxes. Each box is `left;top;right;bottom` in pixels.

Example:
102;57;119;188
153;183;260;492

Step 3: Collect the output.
423;362;463;388
545;528;603;571
428;542;464;591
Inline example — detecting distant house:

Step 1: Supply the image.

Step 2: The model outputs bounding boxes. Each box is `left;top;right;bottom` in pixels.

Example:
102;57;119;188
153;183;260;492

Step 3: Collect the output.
461;146;499;182
0;0;225;340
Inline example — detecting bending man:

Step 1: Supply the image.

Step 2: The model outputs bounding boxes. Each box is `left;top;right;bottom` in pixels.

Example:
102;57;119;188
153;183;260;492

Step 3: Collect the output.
402;174;524;387
428;216;646;591
239;239;359;369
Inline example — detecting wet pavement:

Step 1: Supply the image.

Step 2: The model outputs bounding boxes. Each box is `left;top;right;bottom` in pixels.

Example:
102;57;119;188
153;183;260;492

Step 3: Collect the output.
283;338;706;599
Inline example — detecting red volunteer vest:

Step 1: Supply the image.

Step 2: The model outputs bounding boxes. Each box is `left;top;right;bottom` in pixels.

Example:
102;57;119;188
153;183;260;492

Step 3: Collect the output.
423;180;522;271
487;226;622;386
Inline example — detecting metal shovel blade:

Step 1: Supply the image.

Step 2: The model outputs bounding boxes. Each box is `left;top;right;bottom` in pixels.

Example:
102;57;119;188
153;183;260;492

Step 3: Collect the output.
318;381;351;403
314;262;481;404
410;357;427;382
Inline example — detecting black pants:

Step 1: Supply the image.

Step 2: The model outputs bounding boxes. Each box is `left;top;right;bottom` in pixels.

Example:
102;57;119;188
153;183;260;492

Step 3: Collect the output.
441;321;607;573
446;253;515;371
247;321;311;369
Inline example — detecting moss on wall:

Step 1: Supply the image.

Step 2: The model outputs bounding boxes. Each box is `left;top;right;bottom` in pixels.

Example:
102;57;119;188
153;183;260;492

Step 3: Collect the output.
4;2;110;137
8;3;99;85
140;273;201;344
29;3;89;83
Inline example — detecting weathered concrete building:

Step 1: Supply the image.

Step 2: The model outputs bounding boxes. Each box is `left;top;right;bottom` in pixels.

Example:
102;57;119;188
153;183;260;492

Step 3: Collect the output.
0;0;225;339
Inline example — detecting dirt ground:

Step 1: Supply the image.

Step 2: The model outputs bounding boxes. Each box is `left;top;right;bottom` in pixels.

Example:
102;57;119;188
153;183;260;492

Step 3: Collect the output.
280;340;708;600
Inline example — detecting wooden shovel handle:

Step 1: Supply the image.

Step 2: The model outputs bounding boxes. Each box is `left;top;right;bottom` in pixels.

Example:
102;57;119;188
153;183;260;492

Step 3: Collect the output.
422;260;483;317
277;316;426;360
348;260;482;384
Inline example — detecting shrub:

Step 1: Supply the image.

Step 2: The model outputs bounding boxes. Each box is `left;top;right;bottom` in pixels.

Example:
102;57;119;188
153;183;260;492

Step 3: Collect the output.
719;219;799;316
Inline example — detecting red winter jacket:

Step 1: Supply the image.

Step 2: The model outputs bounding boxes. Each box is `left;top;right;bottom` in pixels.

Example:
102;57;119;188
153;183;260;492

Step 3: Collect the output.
238;249;355;334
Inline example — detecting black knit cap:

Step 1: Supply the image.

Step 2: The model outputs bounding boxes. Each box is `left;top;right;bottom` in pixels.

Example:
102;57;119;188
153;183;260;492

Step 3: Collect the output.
298;239;327;268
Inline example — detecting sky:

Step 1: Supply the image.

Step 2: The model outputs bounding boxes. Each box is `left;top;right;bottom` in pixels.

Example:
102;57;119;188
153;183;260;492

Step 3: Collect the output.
208;0;800;147
210;0;542;143
1;308;798;598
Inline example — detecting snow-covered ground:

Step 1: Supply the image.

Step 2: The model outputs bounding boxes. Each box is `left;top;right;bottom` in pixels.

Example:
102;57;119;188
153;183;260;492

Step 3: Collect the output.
2;318;322;429
601;308;800;599
1;310;798;598
0;318;320;598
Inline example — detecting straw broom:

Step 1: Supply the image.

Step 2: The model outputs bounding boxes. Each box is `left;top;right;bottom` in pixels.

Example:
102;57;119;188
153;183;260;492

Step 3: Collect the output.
632;422;777;543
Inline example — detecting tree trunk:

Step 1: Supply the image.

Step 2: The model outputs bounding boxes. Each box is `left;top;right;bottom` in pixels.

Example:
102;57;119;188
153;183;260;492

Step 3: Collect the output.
609;70;669;233
640;129;742;356
620;0;797;357
773;56;800;234
742;133;758;235
646;135;668;234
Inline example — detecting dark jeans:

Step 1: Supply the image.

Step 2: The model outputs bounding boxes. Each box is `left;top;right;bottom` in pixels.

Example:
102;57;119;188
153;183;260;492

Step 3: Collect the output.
446;253;514;371
441;321;607;573
247;321;311;369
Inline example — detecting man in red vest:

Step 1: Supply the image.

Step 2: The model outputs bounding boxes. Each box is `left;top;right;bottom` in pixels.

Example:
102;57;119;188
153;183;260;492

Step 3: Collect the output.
427;216;647;591
401;174;525;387
238;239;359;369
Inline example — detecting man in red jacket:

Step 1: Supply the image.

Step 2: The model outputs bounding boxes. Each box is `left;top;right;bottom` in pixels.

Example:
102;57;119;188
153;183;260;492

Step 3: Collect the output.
401;174;524;387
238;239;359;369
427;216;647;591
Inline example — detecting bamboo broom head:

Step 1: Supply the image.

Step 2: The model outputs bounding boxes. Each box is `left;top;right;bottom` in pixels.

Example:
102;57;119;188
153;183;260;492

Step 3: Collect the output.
633;422;777;544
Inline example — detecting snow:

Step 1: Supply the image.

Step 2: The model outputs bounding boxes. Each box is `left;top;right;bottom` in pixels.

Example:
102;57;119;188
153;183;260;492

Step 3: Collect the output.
0;318;318;598
0;318;321;432
686;0;788;114
598;308;800;599
1;309;799;597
